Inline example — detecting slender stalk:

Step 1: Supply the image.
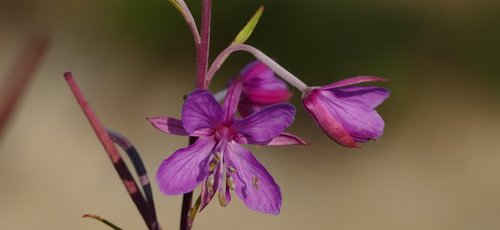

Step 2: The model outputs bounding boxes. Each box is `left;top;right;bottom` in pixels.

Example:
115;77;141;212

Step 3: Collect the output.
180;137;197;230
0;33;49;137
180;191;193;230
196;0;212;89
65;73;153;229
206;44;308;91
176;0;201;45
181;1;211;229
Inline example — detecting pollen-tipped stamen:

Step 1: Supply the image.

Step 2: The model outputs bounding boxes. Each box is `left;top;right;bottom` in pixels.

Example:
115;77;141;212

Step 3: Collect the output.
206;175;215;195
227;175;235;190
228;166;237;174
252;176;259;190
217;149;229;207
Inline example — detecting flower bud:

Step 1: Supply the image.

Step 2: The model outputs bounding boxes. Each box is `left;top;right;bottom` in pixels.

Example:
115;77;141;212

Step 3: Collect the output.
301;76;390;147
237;61;292;117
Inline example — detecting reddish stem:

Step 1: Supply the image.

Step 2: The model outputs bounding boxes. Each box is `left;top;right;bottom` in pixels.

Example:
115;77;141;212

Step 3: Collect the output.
179;137;197;230
0;33;49;137
64;73;154;229
180;1;212;229
179;1;213;229
206;44;308;91
196;0;212;89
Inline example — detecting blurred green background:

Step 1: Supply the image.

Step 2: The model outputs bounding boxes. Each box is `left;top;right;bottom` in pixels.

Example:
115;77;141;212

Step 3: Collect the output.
1;0;500;229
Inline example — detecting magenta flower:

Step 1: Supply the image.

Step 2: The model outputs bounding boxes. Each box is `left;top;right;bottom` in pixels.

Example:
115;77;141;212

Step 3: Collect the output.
149;80;297;215
237;60;292;117
302;76;390;148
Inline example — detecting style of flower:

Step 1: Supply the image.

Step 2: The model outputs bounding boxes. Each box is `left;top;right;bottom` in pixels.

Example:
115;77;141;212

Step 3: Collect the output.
148;80;298;215
301;76;390;148
236;60;292;117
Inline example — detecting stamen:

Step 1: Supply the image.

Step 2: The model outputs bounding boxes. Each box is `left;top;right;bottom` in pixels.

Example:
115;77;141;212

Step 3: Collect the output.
227;176;235;190
209;152;221;172
207;185;214;196
217;146;227;207
213;152;221;162
206;176;214;195
252;176;259;190
209;161;217;171
228;166;237;174
218;191;226;207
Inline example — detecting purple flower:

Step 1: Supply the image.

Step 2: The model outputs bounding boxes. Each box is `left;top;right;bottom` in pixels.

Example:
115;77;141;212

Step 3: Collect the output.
301;76;390;148
148;80;297;215
237;60;292;117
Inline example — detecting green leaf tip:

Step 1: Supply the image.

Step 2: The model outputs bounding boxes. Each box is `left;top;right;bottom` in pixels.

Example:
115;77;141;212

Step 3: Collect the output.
233;5;265;44
168;0;184;16
83;214;123;230
188;195;202;224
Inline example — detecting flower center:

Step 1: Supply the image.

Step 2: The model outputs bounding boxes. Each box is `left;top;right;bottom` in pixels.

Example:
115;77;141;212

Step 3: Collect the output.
214;125;235;142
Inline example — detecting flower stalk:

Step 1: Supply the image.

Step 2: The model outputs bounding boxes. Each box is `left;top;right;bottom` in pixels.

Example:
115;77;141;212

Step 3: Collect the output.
181;0;212;229
196;0;212;89
206;43;308;92
179;136;198;230
174;0;201;45
65;73;154;229
180;187;193;230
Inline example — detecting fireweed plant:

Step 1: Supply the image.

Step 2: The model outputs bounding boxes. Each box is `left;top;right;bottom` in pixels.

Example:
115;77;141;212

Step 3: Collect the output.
65;1;389;230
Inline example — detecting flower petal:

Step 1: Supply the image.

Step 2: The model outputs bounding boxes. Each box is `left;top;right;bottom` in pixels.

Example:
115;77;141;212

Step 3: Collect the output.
242;88;292;105
334;86;390;109
240;61;271;81
322;76;387;89
223;79;243;123
240;61;292;104
237;61;293;117
182;90;223;133
319;87;388;142
239;132;308;146
225;143;281;215
302;89;357;147
156;137;215;195
148;116;189;136
233;104;295;143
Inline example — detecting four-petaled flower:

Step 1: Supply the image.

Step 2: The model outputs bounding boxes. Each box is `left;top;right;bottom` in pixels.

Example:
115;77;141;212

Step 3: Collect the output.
149;80;297;215
302;76;390;148
237;60;292;117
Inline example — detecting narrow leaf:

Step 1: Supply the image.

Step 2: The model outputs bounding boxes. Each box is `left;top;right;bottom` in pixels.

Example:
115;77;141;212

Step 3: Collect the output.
83;214;123;230
233;6;264;44
65;73;153;229
107;129;160;229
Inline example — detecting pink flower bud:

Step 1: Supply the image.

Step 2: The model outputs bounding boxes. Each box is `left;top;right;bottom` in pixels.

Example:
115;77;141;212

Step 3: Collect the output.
302;76;390;147
237;61;292;117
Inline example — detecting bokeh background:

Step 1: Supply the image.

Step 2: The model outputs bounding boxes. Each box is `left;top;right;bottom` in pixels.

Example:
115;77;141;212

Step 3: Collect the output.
1;0;500;229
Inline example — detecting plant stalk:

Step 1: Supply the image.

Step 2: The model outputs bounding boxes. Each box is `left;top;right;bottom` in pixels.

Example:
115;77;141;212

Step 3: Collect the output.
206;44;308;91
196;0;212;89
